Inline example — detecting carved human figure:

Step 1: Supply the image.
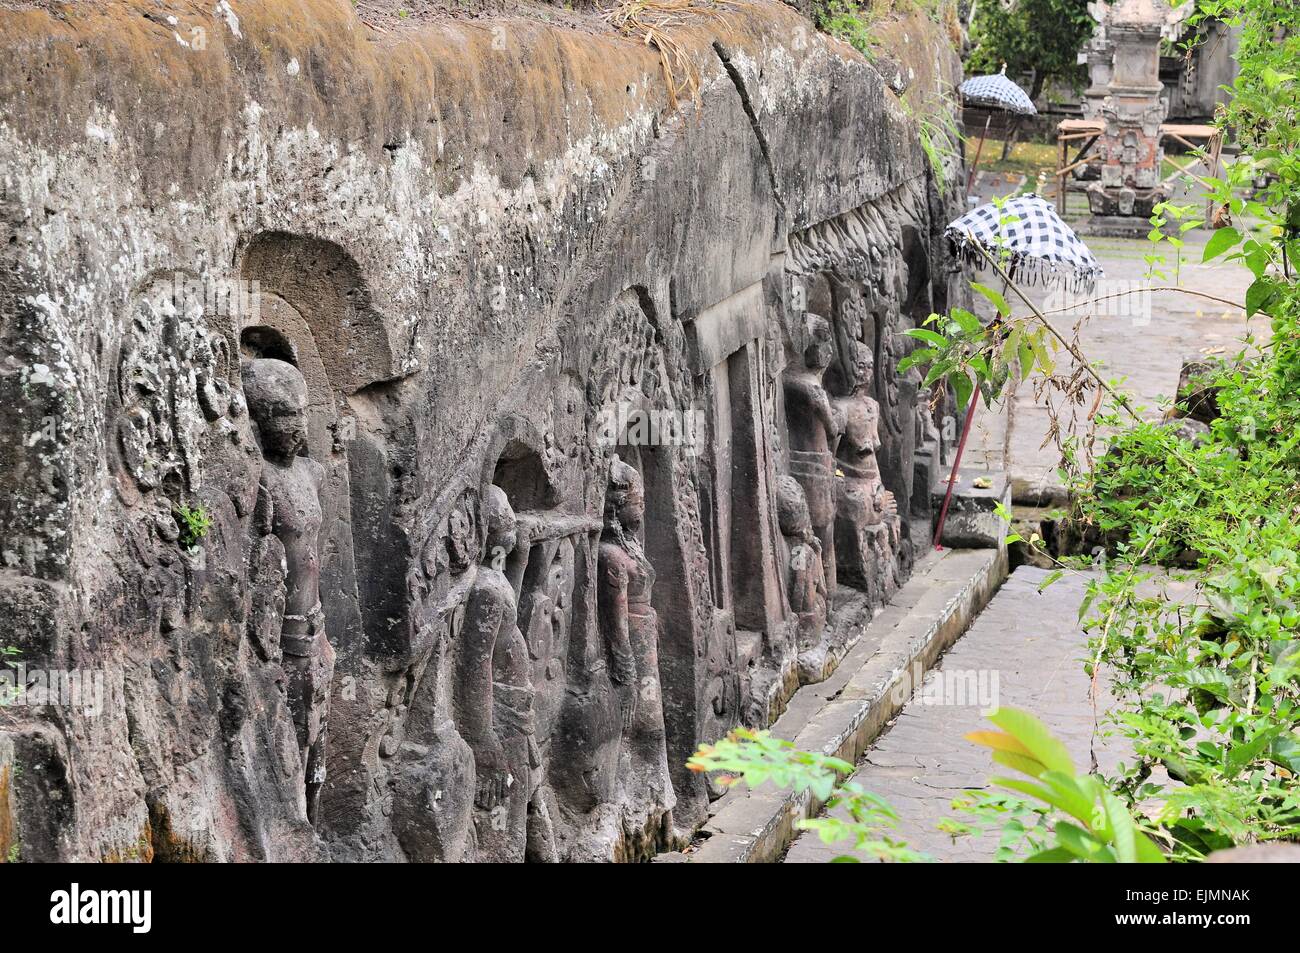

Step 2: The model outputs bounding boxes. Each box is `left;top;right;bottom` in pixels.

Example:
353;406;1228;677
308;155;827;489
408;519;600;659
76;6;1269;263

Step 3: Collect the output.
518;538;574;862
775;476;828;656
523;539;573;756
242;357;333;823
784;313;845;593
392;498;479;863
455;485;539;862
598;456;673;814
831;341;901;601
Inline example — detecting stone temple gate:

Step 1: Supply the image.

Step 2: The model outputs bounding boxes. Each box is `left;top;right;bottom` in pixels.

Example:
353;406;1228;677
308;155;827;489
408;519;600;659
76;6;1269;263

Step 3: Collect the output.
0;1;966;862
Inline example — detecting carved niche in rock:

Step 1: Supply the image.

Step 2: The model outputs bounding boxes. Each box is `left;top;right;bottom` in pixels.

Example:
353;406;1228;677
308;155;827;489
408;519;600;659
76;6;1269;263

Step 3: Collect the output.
515;531;575;862
242;357;334;823
520;538;573;756
783;190;937;612
483;433;587;861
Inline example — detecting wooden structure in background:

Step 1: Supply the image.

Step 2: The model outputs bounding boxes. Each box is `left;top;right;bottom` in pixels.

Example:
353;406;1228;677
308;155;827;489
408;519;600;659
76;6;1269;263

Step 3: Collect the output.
1054;119;1223;217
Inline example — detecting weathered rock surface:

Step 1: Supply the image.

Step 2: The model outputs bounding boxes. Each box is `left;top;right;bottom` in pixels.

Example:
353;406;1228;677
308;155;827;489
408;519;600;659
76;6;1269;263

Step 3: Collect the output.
0;0;964;861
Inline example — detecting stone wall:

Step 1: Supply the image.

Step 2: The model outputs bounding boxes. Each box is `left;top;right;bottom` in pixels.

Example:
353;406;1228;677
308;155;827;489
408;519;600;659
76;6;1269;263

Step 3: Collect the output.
0;0;964;861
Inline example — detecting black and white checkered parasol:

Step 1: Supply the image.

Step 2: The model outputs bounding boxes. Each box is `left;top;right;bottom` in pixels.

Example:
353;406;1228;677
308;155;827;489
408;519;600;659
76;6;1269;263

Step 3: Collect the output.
959;72;1037;116
945;193;1104;292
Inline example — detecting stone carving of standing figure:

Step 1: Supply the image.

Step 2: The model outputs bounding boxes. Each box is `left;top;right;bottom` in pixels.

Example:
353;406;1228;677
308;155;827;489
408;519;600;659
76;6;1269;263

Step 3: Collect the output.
775;475;829;669
831;340;901;601
456;485;539;862
521;540;573;861
784;314;845;593
390;501;478;863
242;358;334;824
598;456;674;818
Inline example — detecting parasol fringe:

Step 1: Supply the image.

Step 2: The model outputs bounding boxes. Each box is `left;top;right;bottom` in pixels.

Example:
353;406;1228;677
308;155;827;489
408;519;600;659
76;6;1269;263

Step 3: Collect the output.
946;235;1104;295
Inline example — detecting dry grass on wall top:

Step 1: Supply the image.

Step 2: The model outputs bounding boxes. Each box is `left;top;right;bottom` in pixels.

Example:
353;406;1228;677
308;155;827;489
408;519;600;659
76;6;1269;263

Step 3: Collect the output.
602;0;738;111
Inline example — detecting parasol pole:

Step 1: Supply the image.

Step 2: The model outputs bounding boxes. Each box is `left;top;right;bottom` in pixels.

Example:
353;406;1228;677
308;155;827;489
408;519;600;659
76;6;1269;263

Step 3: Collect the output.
933;272;1010;550
965;112;993;199
932;383;979;549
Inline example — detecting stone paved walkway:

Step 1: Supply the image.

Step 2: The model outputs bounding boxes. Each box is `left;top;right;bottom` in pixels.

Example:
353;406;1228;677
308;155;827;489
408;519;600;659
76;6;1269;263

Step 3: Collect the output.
784;565;1118;863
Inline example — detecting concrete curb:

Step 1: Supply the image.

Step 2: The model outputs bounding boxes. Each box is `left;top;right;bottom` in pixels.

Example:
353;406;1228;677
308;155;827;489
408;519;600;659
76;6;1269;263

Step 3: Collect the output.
671;546;1008;863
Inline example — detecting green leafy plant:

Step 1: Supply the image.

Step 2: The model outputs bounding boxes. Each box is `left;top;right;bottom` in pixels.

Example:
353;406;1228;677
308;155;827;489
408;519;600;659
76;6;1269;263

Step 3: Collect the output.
1145;201;1204;284
941;789;1054;861
903;0;1300;862
966;0;1095;101
901;89;962;189
816;0;879;58
174;503;212;550
688;729;926;861
962;708;1166;862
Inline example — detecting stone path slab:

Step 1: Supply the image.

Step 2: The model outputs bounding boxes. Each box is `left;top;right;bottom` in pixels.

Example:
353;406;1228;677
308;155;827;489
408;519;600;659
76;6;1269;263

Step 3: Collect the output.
784;565;1118;863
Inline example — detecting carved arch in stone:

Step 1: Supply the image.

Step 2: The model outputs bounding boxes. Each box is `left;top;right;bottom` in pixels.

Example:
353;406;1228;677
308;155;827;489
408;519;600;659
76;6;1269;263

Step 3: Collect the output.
240;231;406;396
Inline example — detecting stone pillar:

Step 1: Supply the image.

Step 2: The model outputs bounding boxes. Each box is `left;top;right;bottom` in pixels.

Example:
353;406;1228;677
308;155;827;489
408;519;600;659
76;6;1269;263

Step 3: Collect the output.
1081;2;1113;122
1086;0;1172;225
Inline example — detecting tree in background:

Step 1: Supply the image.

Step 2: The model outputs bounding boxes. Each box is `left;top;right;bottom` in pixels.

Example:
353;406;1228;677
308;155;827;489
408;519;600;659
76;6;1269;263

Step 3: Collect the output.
966;0;1095;100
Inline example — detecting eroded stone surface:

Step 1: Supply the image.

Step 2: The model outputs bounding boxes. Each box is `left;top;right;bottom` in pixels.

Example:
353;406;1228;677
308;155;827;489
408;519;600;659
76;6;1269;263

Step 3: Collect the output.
0;0;964;861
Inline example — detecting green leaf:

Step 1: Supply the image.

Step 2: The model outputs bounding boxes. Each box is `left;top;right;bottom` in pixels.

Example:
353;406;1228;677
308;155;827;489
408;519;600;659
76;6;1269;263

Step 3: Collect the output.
898;348;935;374
1021;771;1097;826
1262;66;1295;90
952;373;973;412
1101;791;1137;862
1133;831;1166;864
904;328;950;348
971;282;1011;318
1055;821;1115;862
1245;277;1279;318
991;750;1049;778
1202;226;1241;262
1041;771;1104;823
1018;336;1034;377
1024;846;1075;863
921;360;951;389
987;708;1074;775
1029;334;1054;375
1225;725;1282;778
1269;733;1300;774
1177;667;1237;703
1077;589;1097;622
951;308;981;336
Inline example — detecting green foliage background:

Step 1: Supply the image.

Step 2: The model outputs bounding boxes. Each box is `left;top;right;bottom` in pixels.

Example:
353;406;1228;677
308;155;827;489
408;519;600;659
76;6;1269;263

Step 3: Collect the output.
966;0;1094;99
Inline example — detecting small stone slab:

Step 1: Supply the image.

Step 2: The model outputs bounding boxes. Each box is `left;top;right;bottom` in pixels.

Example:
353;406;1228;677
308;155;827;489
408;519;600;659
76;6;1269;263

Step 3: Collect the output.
930;470;1010;549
